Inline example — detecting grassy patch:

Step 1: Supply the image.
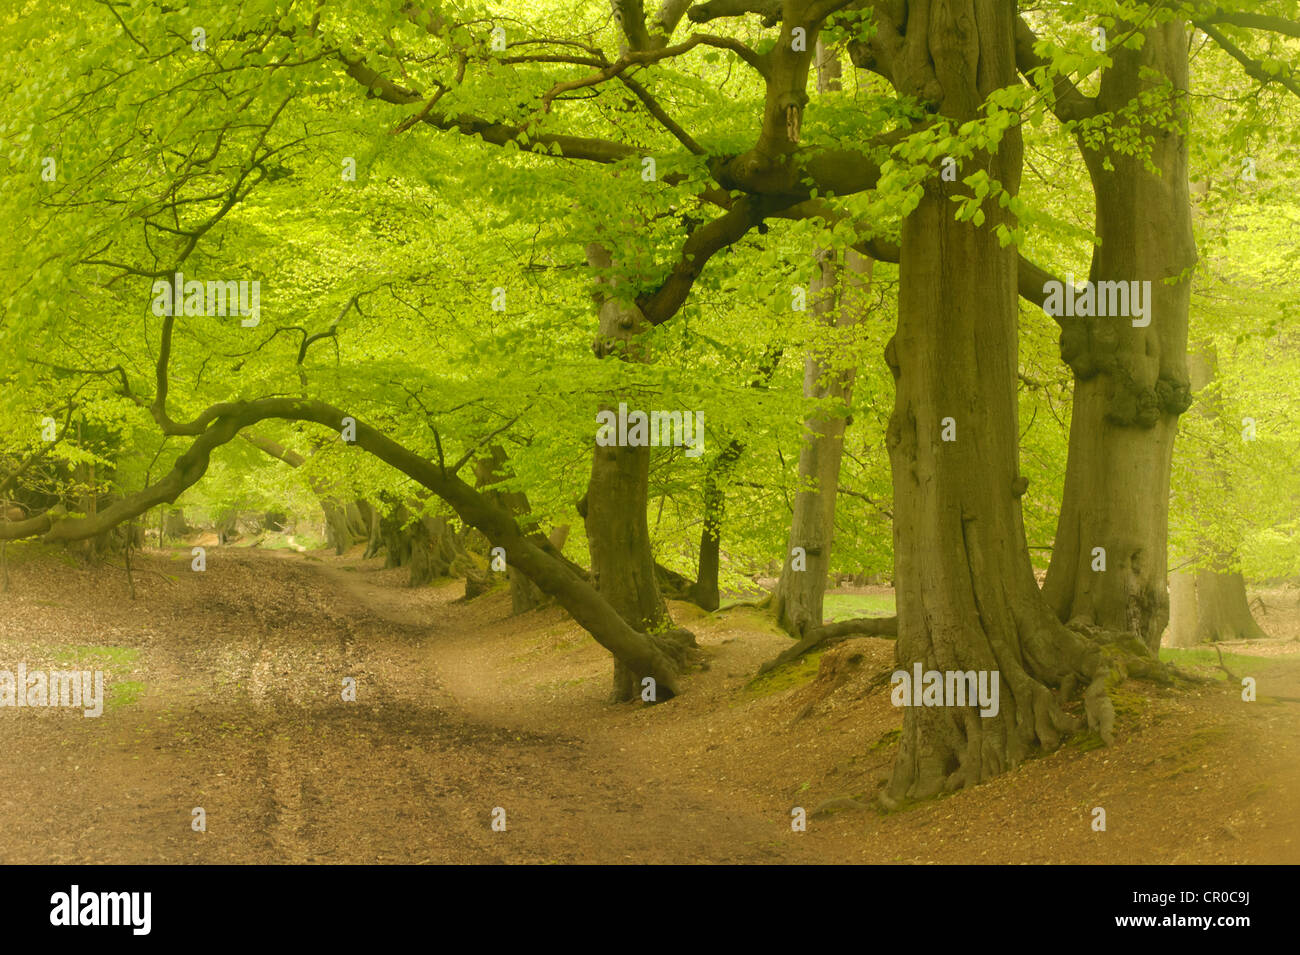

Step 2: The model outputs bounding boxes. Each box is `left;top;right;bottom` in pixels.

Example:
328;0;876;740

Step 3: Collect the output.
1159;646;1288;683
718;606;786;637
1149;723;1232;779
107;679;145;709
744;651;823;699
822;593;895;621
43;646;144;710
1068;730;1107;752
668;600;712;624
1110;684;1148;720
1183;723;1233;749
870;727;901;752
51;645;140;668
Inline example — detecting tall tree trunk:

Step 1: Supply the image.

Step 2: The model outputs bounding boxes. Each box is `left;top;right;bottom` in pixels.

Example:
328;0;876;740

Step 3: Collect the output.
772;248;869;635
1166;570;1199;647
1043;20;1195;654
360;500;383;558
1170;568;1266;645
585;242;679;701
771;45;868;636
322;497;352;554
883;0;1101;806
404;514;458;587
1192;570;1266;642
163;508;191;541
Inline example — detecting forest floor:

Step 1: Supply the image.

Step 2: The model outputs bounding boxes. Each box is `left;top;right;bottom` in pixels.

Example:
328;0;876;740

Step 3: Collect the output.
1;543;1297;864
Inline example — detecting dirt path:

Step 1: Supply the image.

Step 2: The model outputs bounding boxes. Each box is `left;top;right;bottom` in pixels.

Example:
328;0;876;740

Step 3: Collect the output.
0;546;1297;864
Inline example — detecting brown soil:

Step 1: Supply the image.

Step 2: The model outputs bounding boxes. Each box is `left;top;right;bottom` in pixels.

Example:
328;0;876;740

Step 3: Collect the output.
0;544;1297;864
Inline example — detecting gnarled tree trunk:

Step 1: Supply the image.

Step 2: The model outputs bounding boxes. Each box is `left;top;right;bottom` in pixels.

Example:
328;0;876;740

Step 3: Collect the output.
473;445;562;614
883;0;1101;806
1043;20;1195;654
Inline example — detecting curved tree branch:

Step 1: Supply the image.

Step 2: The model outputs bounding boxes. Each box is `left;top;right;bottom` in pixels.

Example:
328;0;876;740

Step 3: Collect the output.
3;398;688;695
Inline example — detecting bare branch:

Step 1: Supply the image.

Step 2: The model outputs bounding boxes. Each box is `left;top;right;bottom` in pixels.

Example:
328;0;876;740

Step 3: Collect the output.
617;73;706;153
637;195;800;324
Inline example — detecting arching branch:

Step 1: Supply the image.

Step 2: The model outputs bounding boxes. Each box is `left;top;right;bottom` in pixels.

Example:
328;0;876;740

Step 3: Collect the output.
2;398;689;695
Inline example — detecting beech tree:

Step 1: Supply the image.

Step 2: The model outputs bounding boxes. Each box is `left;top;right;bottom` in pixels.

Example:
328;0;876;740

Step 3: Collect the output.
1021;5;1300;655
3;0;1297;804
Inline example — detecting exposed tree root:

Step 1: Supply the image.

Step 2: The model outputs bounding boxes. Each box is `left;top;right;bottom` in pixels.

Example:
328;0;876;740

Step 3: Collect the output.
809;796;872;817
1210;644;1300;703
755;615;897;677
1213;643;1239;682
880;614;1187;811
654;561;696;600
609;626;701;703
725;591;773;611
